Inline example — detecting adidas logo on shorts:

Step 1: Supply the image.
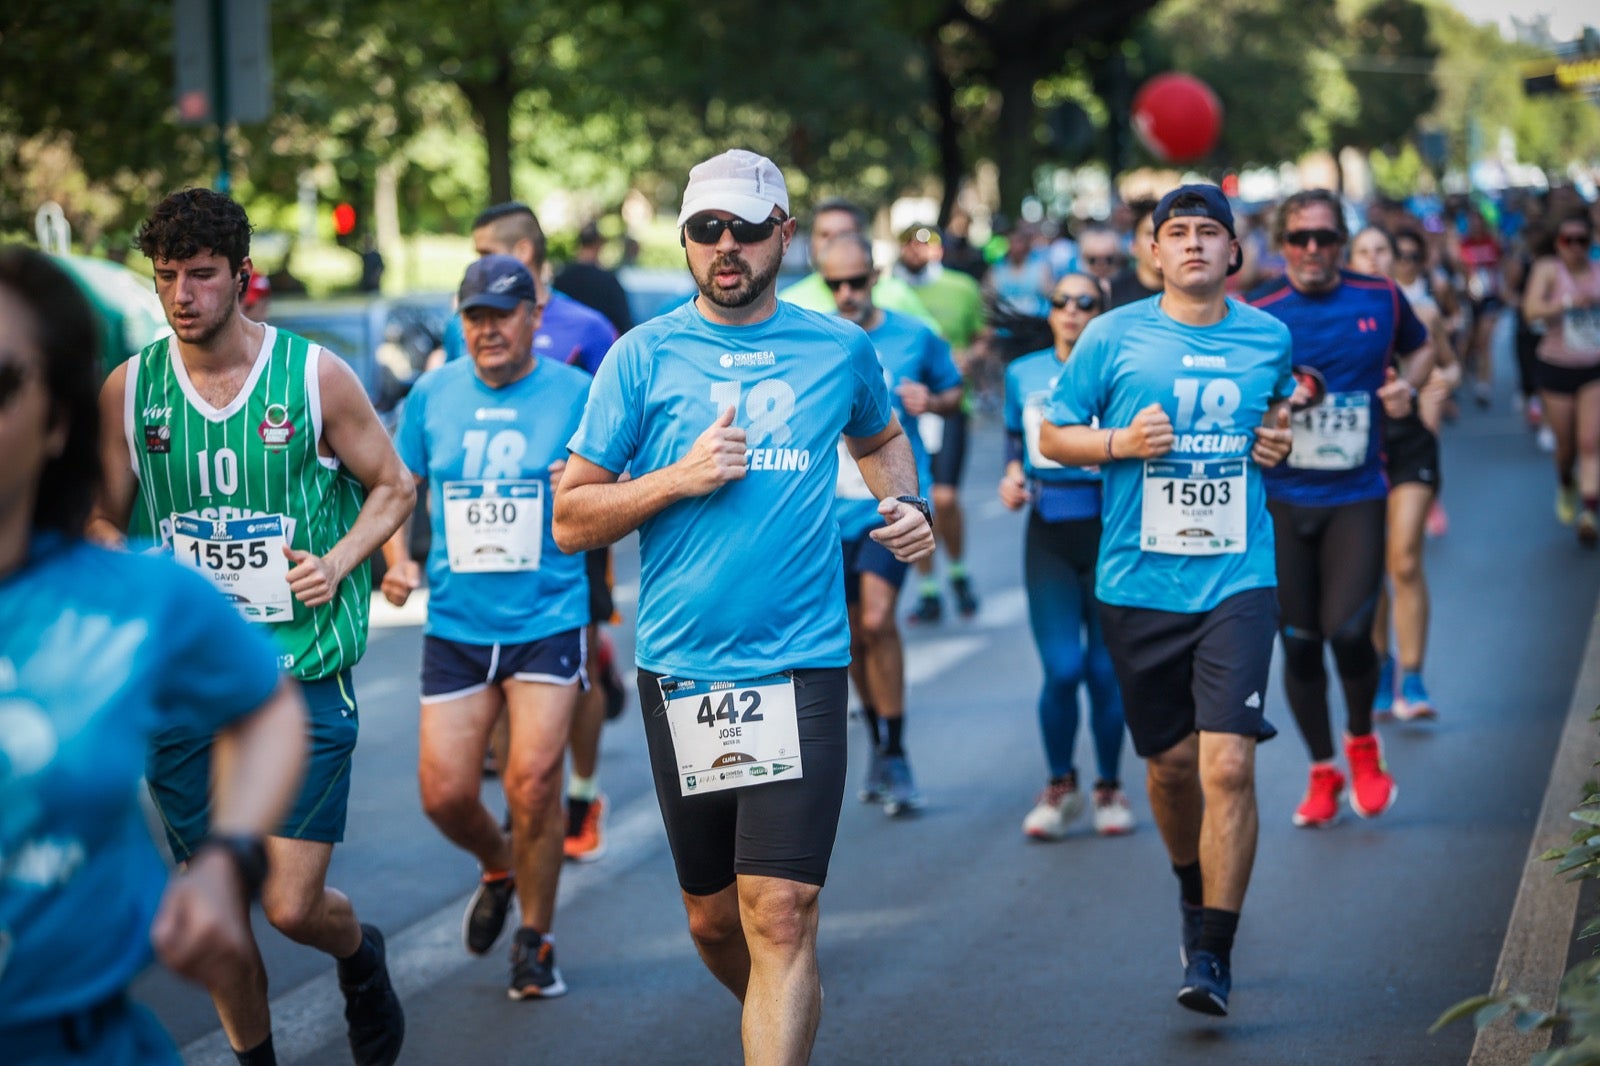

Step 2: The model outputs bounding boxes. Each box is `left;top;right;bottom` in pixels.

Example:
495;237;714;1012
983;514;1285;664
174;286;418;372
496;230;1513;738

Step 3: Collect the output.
1245;691;1261;709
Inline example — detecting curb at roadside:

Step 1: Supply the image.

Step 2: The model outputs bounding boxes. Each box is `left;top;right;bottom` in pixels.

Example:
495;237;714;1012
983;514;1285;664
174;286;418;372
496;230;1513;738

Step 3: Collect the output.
1471;598;1600;1064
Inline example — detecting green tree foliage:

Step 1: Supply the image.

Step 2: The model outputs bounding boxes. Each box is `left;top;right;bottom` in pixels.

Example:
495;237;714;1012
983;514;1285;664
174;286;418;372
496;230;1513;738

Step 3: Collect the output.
1334;0;1440;152
1149;0;1352;167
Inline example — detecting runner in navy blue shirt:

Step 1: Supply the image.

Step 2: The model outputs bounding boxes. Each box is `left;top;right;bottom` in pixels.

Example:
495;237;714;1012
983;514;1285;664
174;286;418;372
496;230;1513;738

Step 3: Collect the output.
1248;189;1431;830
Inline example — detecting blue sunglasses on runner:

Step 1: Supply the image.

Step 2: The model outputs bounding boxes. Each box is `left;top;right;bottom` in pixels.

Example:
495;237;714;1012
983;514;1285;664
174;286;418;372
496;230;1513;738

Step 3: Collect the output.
681;215;788;246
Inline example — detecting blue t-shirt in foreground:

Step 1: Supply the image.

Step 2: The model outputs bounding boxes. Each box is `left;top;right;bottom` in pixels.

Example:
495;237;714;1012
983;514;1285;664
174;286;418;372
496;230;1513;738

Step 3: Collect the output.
1048;296;1295;613
0;538;280;1032
835;310;962;540
568;299;893;678
443;290;619;374
1248;270;1428;506
396;357;592;644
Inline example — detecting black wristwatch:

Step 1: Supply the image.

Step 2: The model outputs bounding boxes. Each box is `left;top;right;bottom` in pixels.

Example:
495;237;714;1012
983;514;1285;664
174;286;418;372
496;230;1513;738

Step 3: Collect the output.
195;834;269;902
896;495;934;529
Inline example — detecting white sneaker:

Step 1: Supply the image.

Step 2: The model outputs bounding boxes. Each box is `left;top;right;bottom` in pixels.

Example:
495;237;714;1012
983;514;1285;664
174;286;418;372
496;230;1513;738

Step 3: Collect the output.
1538;425;1556;453
1022;778;1084;841
1092;786;1136;836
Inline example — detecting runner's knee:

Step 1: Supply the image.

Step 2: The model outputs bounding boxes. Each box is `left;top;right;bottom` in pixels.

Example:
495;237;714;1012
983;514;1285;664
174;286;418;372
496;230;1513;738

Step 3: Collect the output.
1328;609;1379;673
739;881;820;954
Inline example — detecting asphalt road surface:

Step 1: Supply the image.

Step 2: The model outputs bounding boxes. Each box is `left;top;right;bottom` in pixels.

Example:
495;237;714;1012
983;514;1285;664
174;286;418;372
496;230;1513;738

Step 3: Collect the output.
137;380;1599;1065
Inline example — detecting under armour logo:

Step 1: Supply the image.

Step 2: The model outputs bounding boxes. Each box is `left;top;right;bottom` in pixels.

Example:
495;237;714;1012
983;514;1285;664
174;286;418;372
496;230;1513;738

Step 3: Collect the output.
1356;317;1379;333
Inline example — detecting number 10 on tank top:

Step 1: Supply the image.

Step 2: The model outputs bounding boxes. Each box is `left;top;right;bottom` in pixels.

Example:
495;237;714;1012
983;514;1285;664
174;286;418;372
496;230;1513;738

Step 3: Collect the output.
661;674;803;796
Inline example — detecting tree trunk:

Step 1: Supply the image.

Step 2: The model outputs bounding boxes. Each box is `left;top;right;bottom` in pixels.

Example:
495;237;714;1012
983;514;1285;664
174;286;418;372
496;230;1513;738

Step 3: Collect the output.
926;35;964;227
993;62;1039;217
457;64;517;206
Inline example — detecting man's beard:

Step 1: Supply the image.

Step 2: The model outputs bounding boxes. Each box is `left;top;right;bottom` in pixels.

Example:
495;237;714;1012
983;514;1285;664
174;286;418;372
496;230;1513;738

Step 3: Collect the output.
696;251;780;309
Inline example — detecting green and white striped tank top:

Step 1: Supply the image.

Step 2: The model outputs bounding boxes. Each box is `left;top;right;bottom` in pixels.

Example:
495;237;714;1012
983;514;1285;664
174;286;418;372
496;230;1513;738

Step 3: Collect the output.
125;327;370;680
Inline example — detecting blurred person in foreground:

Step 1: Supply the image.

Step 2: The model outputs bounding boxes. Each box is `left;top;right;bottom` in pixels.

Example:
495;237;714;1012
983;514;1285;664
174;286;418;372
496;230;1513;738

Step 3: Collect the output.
0;246;308;1065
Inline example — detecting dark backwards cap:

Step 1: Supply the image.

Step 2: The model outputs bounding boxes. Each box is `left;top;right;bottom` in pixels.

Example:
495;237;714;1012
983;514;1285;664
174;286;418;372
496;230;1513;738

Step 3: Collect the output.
1153;184;1236;237
458;254;538;312
1153;184;1242;275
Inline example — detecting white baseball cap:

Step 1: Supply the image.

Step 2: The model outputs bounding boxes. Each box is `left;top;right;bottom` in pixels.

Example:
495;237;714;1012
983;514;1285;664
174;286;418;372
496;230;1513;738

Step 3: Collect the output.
676;149;789;226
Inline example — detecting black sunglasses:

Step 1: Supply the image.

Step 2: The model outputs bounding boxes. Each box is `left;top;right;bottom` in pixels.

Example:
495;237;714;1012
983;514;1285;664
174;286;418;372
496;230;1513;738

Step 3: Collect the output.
0;362;31;408
1284;228;1343;248
1397;251;1424;262
1050;293;1100;312
682;215;787;246
1083;255;1119;266
824;274;873;293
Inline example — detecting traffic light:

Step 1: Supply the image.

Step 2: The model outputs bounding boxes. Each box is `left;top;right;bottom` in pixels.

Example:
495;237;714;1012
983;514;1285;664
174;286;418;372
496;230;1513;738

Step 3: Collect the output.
333;202;357;239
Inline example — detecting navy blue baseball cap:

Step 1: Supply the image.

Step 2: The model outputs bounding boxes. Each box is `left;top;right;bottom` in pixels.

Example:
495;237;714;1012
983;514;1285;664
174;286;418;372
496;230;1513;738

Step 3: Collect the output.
458;254;538;312
1152;184;1241;274
1153;184;1236;237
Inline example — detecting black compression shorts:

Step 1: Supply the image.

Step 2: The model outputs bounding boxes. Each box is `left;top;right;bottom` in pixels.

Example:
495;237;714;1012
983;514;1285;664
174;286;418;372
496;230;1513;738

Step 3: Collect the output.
638;666;848;894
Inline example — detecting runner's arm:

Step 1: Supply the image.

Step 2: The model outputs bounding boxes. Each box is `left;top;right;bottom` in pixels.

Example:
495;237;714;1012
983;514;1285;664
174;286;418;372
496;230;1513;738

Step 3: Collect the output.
1522;258;1567;323
87;361;134;545
846;417;935;562
1041;403;1173;467
379;473;426;607
313;353;417;588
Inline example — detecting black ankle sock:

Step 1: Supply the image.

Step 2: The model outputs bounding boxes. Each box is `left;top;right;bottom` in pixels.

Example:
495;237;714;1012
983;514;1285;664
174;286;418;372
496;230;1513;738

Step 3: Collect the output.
1173;861;1204;908
337;930;378;985
1196;908;1240;966
882;716;905;756
234;1034;276;1066
860;704;881;747
1093;779;1120;792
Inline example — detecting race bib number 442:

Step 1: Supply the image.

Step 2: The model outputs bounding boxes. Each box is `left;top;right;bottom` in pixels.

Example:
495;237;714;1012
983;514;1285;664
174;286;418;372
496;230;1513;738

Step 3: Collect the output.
661;674;802;796
171;513;292;623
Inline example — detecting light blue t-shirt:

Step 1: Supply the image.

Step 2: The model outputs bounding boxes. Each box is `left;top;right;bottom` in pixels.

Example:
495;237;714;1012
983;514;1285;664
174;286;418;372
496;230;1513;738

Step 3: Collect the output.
0;537;280;1031
567;299;893;678
835;311;962;540
396;357;592;644
1047;297;1295;613
1006;348;1103;523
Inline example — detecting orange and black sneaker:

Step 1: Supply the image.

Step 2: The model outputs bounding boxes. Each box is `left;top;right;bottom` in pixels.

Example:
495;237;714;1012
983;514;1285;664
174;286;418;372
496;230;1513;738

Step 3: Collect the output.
508;928;567;1000
563;794;606;862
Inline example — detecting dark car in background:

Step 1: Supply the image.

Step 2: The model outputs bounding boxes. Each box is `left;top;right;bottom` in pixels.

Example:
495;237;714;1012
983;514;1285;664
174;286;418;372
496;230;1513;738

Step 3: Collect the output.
271;293;454;429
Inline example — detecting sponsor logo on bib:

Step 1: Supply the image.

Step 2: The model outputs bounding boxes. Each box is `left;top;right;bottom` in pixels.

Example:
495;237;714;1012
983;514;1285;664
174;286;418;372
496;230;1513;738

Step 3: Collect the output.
144;423;171;453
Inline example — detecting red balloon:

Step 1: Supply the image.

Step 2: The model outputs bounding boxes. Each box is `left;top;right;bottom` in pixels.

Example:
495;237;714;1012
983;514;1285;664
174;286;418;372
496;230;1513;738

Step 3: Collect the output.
1132;73;1223;164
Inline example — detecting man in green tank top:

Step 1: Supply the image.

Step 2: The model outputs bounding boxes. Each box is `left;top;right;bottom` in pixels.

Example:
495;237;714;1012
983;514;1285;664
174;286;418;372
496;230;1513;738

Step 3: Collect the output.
90;188;415;1066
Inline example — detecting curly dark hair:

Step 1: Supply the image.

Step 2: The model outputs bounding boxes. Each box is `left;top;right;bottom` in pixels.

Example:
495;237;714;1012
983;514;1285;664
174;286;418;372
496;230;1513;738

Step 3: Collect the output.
0;247;102;535
136;187;253;271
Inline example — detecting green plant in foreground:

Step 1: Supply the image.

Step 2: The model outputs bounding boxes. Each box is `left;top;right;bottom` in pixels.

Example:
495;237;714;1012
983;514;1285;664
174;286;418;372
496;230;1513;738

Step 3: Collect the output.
1432;715;1600;1065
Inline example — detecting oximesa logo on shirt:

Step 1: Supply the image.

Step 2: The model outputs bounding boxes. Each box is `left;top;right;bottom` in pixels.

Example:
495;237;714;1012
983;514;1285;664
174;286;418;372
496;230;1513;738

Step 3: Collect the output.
719;351;777;368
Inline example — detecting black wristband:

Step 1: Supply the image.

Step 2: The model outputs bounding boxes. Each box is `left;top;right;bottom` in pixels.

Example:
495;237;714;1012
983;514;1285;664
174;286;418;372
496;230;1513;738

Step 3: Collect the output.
896;495;934;529
195;834;268;902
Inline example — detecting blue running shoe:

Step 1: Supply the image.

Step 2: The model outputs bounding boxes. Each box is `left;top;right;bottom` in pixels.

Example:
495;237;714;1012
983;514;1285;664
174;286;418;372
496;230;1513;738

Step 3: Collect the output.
881;754;923;817
1372;655;1395;719
1177;950;1231;1017
1179;901;1204;968
1394;672;1436;721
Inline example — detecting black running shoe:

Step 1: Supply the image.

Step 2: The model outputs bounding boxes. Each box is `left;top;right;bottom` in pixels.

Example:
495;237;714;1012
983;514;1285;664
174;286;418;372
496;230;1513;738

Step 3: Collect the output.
907;592;942;625
340;924;405;1066
463;874;516;956
508;928;568;1000
950;575;979;618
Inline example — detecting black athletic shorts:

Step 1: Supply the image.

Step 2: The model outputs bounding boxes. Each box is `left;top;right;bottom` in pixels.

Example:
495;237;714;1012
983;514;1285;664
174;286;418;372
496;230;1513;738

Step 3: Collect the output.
1383;414;1440;492
1537;359;1600;396
585;547;615;625
921;410;969;488
1098;588;1280;758
638;666;848;894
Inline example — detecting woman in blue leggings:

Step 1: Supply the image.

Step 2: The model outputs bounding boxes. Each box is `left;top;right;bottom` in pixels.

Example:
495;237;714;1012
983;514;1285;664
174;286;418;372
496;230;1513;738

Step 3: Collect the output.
998;273;1130;839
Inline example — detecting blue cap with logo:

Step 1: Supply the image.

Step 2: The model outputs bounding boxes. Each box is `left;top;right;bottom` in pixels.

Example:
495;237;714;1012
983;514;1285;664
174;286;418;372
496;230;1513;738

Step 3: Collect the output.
458;254;538;312
1153;184;1241;274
